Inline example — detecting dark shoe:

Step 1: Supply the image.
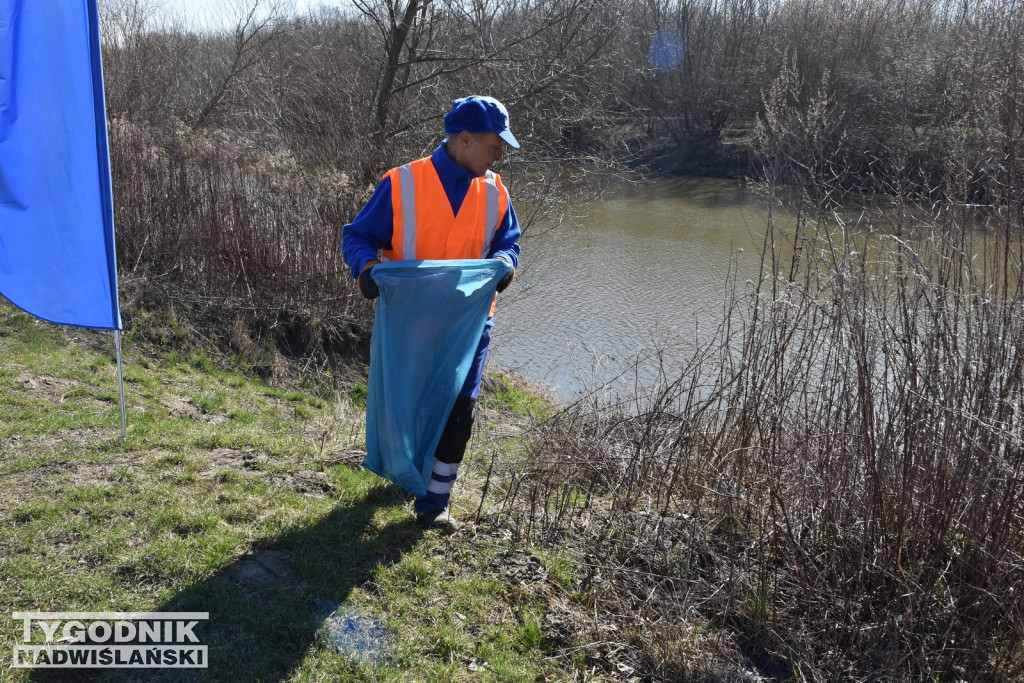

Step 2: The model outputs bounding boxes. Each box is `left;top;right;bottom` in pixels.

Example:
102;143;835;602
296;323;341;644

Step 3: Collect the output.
416;509;459;534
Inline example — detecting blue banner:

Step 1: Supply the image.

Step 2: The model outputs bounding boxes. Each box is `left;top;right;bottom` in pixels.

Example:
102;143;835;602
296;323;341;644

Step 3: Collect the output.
0;0;121;329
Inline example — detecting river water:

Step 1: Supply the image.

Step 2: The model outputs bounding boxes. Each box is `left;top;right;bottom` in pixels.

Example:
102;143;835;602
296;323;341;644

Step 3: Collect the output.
490;176;771;401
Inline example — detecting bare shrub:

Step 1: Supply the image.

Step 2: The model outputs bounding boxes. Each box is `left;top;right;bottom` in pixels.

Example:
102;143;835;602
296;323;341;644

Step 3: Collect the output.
492;204;1024;682
110;118;371;375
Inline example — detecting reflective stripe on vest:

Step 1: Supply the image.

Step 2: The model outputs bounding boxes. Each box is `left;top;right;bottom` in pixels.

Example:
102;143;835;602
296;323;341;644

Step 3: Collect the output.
397;163;418;259
383;157;506;262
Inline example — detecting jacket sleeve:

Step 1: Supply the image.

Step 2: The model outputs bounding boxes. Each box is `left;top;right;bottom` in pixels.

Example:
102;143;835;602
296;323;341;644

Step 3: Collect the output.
341;176;394;279
487;199;521;269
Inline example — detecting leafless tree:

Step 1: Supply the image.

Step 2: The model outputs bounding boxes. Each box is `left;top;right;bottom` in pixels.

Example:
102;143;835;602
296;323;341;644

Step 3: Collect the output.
189;0;290;129
99;0;177;121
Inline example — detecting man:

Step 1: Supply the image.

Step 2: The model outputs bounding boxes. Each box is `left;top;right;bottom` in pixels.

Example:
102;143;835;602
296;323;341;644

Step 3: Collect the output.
342;95;522;532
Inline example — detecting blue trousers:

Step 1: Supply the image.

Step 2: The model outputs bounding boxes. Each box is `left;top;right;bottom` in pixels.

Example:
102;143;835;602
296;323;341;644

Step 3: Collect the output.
415;325;491;513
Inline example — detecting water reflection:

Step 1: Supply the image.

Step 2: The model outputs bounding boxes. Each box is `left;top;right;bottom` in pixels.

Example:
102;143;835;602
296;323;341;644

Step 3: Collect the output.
492;176;770;401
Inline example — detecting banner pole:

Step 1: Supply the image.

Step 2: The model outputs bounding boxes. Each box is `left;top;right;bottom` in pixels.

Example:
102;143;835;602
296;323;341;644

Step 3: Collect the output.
115;330;127;440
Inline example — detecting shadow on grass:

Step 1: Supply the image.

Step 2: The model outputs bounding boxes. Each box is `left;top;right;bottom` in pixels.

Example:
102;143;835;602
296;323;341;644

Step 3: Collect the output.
29;481;422;682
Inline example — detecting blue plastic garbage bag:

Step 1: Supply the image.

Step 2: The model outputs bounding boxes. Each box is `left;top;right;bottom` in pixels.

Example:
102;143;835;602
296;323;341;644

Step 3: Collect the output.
362;259;511;495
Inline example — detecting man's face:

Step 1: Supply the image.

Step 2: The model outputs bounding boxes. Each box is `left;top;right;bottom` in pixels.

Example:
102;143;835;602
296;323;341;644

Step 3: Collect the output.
458;132;505;176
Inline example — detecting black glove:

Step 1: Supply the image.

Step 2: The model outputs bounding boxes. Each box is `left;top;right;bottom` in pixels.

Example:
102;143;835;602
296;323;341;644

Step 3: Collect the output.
495;264;515;293
358;264;379;299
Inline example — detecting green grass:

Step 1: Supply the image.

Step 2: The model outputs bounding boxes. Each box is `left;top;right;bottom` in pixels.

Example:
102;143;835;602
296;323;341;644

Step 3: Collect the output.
0;304;569;682
487;374;551;420
535;550;578;591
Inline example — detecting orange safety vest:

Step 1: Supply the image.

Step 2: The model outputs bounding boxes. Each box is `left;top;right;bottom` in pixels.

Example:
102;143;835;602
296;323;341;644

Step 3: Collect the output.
382;157;509;263
382;157;510;316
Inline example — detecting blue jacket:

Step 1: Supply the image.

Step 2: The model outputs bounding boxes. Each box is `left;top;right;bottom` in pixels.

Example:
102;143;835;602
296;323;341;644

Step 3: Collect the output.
342;141;522;278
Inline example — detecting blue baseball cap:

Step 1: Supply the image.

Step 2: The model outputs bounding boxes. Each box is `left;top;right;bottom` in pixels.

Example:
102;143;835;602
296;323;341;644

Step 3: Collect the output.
443;95;520;149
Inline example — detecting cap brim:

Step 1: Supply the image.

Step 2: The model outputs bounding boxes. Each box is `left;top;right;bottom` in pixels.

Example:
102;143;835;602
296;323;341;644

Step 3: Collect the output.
499;130;520;149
